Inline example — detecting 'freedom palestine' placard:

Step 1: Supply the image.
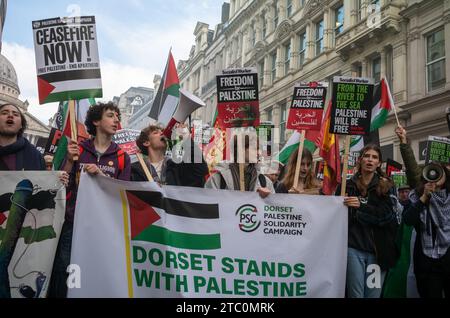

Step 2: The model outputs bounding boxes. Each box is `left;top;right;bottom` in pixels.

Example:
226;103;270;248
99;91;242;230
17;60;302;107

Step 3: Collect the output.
330;76;373;135
287;83;326;131
32;16;102;104
216;68;260;128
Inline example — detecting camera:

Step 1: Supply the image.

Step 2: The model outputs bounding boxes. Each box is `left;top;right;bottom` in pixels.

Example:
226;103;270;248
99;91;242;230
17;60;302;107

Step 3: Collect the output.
422;163;444;182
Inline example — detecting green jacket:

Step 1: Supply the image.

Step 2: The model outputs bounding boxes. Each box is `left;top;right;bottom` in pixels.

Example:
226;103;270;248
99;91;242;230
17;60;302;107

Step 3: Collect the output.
399;143;421;189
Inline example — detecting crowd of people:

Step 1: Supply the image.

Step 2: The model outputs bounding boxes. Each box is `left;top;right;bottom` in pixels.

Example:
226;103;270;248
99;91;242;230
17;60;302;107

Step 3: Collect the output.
1;101;449;298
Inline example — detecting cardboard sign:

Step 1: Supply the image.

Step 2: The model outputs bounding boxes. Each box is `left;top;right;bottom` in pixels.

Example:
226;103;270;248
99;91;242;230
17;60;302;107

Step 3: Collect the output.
425;136;450;164
217;68;259;128
386;158;402;177
113;129;141;156
330;76;373;135
32;16;102;104
287;83;326;131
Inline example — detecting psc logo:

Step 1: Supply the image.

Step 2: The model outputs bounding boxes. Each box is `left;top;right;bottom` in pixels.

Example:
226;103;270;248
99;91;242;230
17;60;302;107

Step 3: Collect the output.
236;204;261;233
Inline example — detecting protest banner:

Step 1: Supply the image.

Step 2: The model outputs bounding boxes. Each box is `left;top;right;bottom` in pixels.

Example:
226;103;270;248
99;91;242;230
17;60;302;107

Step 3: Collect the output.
44;128;63;155
0;172;65;298
386;158;403;177
425;136;450;164
330;76;373;136
69;174;348;298
113;129;141;156
32;16;102;104
287;83;326;131
330;76;373;195
216;68;259;129
287;82;326;189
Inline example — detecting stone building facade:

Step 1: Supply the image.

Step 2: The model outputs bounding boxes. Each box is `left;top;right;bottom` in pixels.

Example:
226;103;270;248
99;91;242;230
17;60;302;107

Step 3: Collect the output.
178;0;450;165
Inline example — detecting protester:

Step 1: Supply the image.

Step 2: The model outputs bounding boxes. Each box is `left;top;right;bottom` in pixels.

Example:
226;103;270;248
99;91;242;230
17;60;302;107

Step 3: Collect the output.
0;103;45;170
205;134;274;198
395;125;421;188
48;102;131;298
403;163;450;298
276;148;322;195
398;184;412;207
337;144;399;298
265;160;283;190
131;123;208;187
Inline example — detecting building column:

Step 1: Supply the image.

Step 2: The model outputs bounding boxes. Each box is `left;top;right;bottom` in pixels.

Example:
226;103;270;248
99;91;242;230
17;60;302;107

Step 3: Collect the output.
380;48;387;79
323;8;332;51
264;54;271;88
444;1;450;90
267;4;275;34
255;15;262;43
361;0;369;20
272;104;281;144
260;109;268;122
305;21;314;62
276;45;283;80
290;34;298;72
392;41;407;104
344;0;353;29
361;59;368;77
279;0;287;21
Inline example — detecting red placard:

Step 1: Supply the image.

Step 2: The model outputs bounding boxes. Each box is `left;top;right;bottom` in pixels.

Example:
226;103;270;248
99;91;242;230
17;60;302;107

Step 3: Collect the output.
287;83;326;131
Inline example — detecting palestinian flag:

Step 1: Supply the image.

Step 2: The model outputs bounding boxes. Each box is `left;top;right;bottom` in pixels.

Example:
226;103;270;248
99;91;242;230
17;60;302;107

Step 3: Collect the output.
52;99;95;170
382;224;419;298
37;69;102;105
350;77;394;154
277;130;320;165
125;190;221;250
148;51;180;126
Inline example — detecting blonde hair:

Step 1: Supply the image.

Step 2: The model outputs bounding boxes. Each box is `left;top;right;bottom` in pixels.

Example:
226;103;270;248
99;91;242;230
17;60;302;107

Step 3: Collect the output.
281;148;321;190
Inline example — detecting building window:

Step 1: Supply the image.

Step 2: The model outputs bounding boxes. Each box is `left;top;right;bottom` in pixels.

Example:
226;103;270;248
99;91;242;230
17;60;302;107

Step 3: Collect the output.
299;0;305;8
287;0;293;17
280;103;288;144
335;5;344;36
315;19;324;56
372;56;381;84
284;42;291;75
271;51;277;83
426;28;446;92
258;60;265;88
299;32;306;66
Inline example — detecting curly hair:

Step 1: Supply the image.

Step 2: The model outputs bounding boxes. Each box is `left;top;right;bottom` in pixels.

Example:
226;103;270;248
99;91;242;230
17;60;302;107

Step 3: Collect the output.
84;102;121;136
0;103;28;137
136;125;163;155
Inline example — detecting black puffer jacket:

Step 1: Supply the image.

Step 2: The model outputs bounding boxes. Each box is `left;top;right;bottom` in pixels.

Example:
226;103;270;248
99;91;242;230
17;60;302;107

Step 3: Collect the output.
337;173;400;270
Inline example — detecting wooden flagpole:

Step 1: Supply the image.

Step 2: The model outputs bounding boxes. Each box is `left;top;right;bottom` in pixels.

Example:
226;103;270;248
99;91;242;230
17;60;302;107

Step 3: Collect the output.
293;130;306;190
340;135;351;196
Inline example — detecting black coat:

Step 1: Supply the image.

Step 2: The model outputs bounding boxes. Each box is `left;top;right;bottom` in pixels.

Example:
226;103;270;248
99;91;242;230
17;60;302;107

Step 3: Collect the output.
336;173;400;270
0;137;45;171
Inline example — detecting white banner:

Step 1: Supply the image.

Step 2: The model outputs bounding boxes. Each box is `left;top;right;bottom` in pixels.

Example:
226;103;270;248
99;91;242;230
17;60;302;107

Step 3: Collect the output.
69;174;347;298
0;172;65;298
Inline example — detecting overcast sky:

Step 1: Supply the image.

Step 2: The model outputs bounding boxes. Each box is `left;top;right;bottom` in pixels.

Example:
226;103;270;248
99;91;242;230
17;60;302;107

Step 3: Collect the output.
2;0;225;124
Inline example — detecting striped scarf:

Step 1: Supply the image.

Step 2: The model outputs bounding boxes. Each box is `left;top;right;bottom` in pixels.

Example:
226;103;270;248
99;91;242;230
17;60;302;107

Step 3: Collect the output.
410;189;450;259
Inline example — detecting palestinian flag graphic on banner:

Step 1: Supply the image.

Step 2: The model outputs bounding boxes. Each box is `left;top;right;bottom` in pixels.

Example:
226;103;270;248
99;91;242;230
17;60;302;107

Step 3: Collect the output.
124;190;221;250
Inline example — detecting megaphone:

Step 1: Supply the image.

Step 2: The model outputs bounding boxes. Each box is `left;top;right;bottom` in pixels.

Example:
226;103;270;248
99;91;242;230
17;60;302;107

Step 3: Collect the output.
162;88;206;138
423;163;444;182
